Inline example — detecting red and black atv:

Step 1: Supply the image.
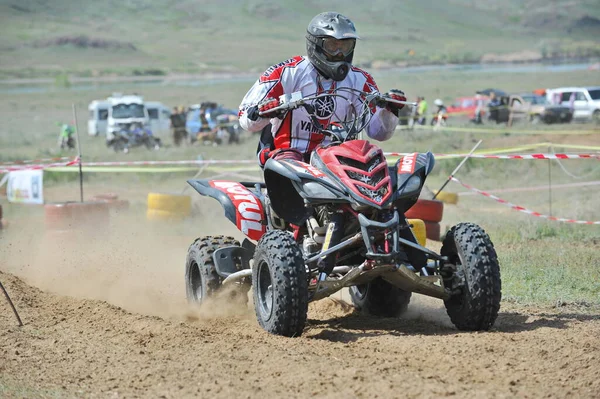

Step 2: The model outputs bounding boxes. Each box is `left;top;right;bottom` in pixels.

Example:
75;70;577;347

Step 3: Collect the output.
186;88;501;337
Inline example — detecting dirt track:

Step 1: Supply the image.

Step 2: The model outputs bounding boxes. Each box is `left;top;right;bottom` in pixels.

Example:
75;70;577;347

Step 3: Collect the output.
1;211;599;398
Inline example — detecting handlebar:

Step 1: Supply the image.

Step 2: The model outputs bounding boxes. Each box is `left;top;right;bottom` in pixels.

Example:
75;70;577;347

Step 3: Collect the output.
256;87;417;142
258;90;417;117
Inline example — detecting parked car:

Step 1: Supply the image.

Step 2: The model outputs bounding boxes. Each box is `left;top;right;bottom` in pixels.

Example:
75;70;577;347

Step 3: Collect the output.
545;86;600;123
510;94;573;124
447;96;488;119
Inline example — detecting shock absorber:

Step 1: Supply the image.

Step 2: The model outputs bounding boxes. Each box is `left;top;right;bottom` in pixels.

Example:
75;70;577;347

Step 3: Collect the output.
317;210;345;279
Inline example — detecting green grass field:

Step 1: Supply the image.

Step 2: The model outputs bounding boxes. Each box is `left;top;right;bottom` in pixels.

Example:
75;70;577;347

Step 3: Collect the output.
0;0;599;78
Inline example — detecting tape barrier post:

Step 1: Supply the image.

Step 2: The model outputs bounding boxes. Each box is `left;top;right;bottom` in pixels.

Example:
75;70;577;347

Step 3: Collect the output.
548;145;552;217
432;140;482;200
0;279;23;327
72;103;84;203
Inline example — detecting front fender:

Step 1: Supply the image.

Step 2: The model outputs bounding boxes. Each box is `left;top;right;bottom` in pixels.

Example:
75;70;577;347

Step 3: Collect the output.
187;179;266;241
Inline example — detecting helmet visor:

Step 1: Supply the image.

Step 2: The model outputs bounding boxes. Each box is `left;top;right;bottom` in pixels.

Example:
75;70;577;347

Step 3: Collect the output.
321;38;356;57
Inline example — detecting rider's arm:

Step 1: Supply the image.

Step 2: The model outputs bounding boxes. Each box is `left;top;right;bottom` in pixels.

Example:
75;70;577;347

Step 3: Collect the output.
366;107;399;141
350;69;399;141
239;76;284;133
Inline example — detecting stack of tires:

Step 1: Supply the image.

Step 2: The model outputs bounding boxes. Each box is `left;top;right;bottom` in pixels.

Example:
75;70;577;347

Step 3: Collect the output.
147;193;191;221
405;199;444;241
42;201;111;252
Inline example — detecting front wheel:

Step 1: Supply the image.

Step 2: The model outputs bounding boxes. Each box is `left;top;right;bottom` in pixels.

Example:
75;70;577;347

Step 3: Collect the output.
349;278;412;317
252;230;308;337
441;223;501;331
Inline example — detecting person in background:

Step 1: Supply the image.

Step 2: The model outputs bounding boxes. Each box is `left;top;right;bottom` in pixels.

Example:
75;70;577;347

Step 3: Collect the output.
170;106;188;146
197;106;220;146
58;122;76;150
417;96;428;125
408;96;419;129
568;92;576;113
472;94;484;124
432;99;447;126
488;92;502;123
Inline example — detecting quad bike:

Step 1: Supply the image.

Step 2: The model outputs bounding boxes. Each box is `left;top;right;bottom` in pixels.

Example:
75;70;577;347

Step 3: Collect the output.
185;88;501;337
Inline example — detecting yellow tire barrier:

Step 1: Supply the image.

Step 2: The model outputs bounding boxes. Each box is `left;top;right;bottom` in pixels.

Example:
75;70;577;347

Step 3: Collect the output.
433;190;459;205
147;193;192;216
407;219;427;247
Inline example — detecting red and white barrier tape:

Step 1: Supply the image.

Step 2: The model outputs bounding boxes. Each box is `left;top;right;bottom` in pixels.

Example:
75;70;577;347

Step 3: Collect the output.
0;156;73;166
0;157;80;174
385;152;600;160
81;159;256;167
451;177;600;225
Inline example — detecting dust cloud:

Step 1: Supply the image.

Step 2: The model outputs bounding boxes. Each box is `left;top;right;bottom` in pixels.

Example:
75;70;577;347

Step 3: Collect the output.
0;200;243;319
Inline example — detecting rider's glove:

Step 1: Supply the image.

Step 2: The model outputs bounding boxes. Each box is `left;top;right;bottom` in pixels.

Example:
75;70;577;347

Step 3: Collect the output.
384;89;407;117
258;97;283;119
246;105;261;121
258;148;272;167
246;97;283;121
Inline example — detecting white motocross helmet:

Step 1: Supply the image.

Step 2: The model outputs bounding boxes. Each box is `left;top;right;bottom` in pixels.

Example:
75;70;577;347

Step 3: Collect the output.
434;99;444;107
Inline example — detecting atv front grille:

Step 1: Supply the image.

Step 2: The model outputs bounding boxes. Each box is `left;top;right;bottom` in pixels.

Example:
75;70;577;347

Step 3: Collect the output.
356;184;389;203
337;155;390;203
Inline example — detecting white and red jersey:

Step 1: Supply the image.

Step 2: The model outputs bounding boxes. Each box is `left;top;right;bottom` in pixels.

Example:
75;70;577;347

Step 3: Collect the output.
239;56;398;155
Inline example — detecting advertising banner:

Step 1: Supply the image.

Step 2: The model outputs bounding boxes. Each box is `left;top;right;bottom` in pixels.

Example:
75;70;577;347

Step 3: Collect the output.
7;170;44;204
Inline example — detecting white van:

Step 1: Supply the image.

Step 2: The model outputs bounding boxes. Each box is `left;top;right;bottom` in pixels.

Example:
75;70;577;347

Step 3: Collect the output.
546;86;600;123
145;101;171;136
87;101;110;136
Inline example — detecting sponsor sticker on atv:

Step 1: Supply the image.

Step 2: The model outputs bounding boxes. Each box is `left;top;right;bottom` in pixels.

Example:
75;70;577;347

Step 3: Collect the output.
399;153;418;174
210;181;266;240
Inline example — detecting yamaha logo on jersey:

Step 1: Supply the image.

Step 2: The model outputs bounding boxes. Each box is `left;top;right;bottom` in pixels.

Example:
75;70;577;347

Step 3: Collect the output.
313;95;336;120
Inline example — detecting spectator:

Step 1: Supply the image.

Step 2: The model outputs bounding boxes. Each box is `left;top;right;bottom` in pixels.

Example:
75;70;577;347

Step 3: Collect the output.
488;92;502;123
417;96;428;125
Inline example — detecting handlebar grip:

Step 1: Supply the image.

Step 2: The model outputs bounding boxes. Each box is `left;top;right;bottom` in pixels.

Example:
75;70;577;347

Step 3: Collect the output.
258;103;292;117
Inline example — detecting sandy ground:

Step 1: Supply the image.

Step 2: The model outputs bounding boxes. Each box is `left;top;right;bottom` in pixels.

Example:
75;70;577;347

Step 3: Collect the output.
1;204;599;398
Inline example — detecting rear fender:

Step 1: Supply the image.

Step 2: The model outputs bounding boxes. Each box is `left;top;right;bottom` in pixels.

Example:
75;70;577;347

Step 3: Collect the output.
187;179;266;241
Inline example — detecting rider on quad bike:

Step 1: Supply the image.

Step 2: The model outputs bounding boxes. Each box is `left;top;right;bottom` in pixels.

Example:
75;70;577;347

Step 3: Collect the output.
186;12;501;338
239;11;407;167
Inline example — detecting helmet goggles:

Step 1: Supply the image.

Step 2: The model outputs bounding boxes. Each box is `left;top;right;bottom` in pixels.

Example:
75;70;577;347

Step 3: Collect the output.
320;37;356;57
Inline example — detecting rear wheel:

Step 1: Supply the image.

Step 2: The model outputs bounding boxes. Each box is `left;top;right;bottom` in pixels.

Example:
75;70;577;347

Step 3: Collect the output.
349;278;412;317
441;223;501;331
252;230;308;337
185;235;240;303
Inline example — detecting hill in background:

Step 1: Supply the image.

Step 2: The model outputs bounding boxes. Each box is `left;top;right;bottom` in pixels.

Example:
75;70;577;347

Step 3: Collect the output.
0;0;599;79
